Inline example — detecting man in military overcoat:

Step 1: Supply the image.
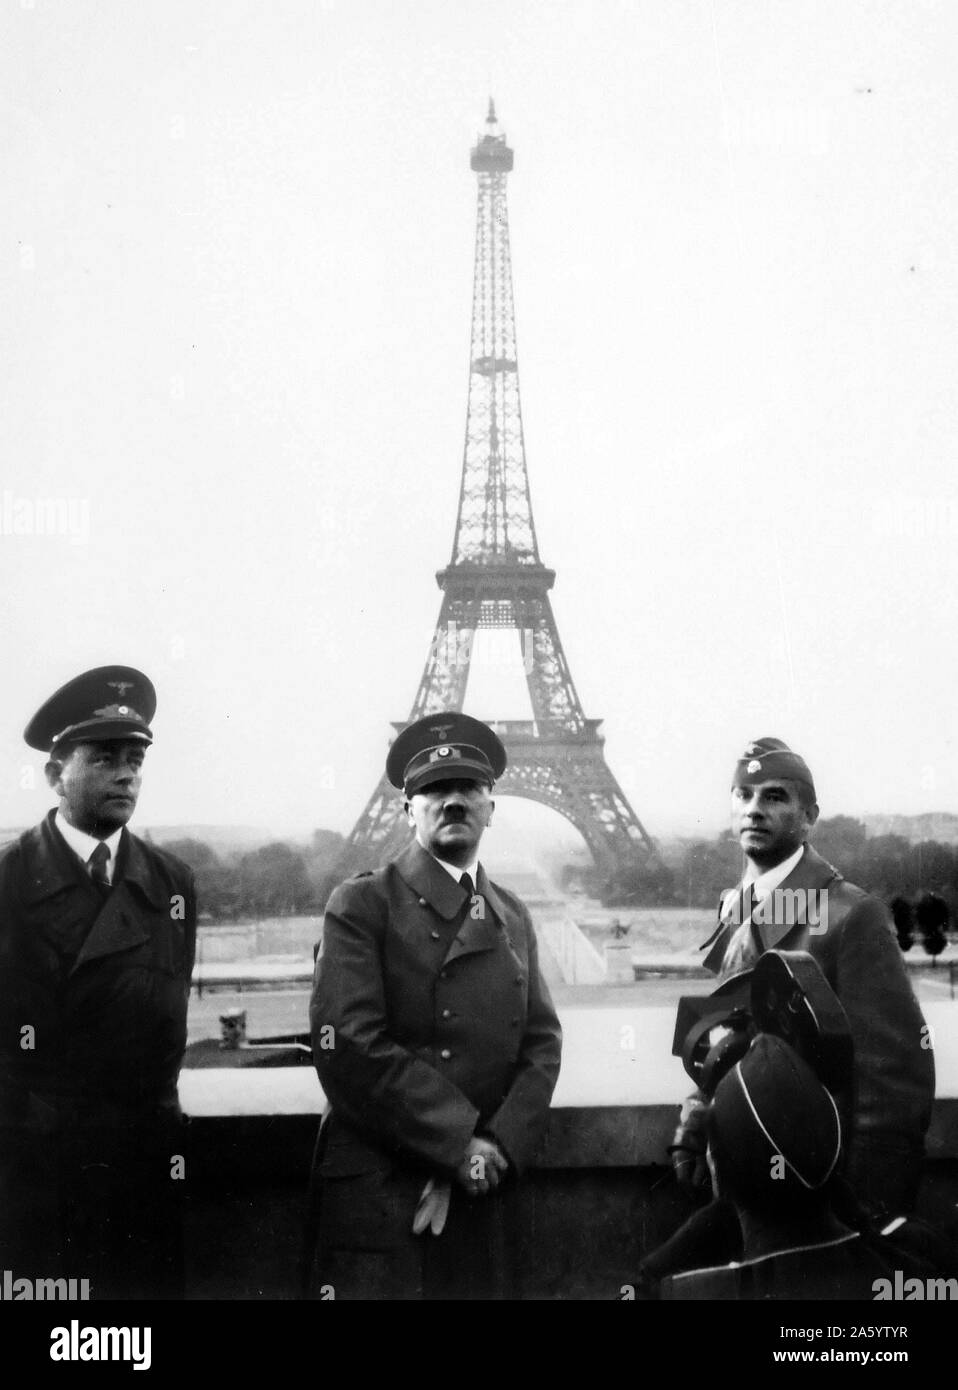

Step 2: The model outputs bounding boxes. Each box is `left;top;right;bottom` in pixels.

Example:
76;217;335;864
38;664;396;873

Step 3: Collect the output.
0;667;196;1298
642;737;935;1284
308;713;562;1299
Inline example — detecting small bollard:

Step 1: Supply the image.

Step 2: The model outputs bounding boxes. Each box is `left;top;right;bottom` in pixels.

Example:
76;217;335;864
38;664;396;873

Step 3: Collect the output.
604;939;634;983
605;921;633;983
219;1009;247;1049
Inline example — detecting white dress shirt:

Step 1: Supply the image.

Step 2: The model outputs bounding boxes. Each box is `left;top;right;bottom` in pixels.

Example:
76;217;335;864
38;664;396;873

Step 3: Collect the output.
55;810;123;885
720;843;806;976
721;843;806;920
415;836;479;888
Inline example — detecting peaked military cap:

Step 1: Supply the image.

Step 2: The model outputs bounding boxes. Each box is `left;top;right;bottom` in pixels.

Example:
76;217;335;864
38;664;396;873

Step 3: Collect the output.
25;666;156;752
732;737;816;800
387;712;507;797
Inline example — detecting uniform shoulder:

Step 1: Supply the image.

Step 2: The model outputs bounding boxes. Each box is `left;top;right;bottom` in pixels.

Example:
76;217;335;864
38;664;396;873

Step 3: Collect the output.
836;877;875;907
0;821;48;880
325;864;389;906
826;872;882;912
131;834;194;886
820;871;893;940
0;829;29;876
805;849;877;912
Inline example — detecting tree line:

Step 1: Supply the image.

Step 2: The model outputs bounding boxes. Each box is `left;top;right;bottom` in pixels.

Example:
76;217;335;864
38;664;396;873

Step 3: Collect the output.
159;815;958;956
158;830;347;920
671;815;956;956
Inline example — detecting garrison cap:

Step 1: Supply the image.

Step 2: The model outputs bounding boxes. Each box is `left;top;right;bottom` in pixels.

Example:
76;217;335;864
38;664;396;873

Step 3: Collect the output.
710;1034;842;1200
732;737;816;801
387;713;507;797
25;666;156;752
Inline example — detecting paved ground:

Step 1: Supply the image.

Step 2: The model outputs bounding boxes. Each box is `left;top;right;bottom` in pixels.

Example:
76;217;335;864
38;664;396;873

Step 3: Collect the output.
188;967;957;1045
189;988;311;1043
188;980;722;1045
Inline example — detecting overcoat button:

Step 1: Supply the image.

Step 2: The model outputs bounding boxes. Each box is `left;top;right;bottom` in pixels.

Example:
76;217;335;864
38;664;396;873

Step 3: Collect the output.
418;897;427;907
430;930;440;940
439;970;448;980
442;1008;452;1019
440;1049;452;1060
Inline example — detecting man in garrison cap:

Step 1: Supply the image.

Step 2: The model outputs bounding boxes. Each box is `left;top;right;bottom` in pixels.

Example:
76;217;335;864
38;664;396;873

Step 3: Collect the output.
308;712;562;1299
0;667;196;1298
641;737;934;1285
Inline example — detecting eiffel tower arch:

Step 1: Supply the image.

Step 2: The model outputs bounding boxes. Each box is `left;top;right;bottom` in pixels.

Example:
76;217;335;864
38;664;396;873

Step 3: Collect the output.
343;104;667;902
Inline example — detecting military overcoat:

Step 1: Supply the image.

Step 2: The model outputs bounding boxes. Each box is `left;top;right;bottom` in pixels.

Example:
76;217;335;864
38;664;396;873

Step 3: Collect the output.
308;840;562;1298
701;844;935;1212
0;810;196;1294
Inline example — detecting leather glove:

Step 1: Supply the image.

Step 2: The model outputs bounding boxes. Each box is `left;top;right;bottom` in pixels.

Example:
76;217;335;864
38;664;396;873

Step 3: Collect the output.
668;1092;711;1192
412;1178;452;1236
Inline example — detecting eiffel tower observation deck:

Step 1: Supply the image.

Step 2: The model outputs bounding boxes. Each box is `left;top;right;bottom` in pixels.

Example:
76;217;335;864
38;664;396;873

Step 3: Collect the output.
345;103;665;902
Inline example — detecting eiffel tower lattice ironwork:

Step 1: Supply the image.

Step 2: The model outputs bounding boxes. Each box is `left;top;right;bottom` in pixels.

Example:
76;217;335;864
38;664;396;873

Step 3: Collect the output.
345;102;660;894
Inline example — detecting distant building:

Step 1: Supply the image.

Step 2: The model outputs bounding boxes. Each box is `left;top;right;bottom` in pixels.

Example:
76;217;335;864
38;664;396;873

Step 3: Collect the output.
862;813;958;846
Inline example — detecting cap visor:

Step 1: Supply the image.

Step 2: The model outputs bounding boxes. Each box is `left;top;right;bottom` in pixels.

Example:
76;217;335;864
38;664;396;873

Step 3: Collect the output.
53;722;153;746
405;759;494;795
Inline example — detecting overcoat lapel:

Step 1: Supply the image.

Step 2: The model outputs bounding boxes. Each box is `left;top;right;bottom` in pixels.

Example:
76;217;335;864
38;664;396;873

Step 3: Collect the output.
443;863;503;965
395;841;468;921
69;882;150;973
20;810;91;906
752;845;840;952
701;844;842;974
19;813;170;975
394;842;502;964
70;831;169;974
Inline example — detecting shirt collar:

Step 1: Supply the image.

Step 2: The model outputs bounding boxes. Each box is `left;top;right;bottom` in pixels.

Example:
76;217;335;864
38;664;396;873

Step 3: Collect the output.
416;836;479;885
744;843;805;896
55;809;123;883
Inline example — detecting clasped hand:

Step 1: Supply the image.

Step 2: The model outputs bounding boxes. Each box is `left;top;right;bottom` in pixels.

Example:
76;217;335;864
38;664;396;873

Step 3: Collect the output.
455;1136;509;1198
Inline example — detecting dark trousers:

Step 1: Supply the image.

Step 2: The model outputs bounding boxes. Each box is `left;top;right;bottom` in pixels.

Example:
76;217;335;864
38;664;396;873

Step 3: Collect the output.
305;1163;520;1301
0;1111;187;1300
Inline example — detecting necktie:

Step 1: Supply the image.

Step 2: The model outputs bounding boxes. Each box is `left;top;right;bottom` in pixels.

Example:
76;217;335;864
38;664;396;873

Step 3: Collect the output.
743;883;765;953
459;872;475;901
88;842;111;891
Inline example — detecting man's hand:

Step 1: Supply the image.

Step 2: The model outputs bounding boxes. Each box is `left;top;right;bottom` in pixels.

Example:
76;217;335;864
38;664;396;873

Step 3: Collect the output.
455;1136;509;1198
669;1146;710;1191
669;1093;711;1193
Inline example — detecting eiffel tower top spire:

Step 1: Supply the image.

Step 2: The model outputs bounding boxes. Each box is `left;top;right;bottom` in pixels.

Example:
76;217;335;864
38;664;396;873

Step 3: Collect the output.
453;104;539;568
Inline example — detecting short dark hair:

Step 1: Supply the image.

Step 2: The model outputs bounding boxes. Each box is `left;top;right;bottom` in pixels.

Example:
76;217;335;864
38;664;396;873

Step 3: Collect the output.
46;740;82;772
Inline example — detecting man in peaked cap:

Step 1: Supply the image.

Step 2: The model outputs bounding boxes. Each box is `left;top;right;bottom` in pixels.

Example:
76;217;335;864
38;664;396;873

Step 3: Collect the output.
0;667;196;1298
640;736;934;1287
308;712;562;1299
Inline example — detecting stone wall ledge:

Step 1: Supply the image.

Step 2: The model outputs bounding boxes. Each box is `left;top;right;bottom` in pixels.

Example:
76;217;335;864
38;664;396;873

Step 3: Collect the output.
180;1002;958;1167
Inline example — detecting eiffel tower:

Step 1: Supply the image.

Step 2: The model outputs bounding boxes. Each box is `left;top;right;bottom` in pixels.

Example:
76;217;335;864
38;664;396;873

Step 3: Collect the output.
344;103;663;899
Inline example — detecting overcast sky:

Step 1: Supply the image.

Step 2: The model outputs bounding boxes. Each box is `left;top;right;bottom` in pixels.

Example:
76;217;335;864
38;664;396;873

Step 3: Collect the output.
3;1;957;850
